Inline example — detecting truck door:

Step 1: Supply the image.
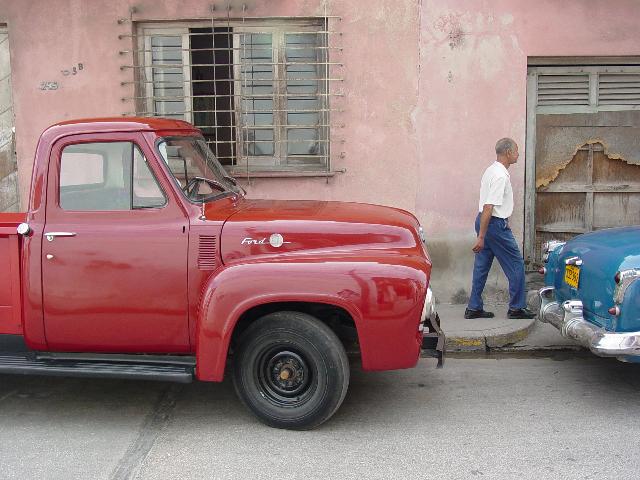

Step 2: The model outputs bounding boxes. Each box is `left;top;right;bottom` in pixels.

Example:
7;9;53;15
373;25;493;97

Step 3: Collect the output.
42;132;190;352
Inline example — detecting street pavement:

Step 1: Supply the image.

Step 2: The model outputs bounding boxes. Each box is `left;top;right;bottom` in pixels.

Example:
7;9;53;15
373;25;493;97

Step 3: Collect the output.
1;354;639;480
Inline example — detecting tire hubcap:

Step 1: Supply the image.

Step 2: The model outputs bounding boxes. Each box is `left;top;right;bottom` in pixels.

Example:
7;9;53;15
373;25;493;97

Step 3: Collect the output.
259;349;314;406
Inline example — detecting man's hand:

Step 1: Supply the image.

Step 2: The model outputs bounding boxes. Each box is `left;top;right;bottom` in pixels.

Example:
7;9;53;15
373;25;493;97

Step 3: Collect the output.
473;204;493;254
472;237;485;253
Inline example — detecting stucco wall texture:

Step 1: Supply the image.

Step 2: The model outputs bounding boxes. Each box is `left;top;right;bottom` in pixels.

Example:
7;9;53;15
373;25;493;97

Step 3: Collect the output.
1;0;639;303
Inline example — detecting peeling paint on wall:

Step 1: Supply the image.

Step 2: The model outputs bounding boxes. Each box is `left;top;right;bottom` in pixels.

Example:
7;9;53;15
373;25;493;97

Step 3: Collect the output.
434;13;465;49
537;137;640;188
500;13;514;25
535;112;640;189
476;36;506;80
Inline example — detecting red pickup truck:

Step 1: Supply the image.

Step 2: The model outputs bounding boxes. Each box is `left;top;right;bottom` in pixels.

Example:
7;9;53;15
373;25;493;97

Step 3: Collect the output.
0;118;444;429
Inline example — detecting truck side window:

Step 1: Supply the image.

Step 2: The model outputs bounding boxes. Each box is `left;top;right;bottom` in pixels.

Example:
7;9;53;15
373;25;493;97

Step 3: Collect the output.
59;142;166;211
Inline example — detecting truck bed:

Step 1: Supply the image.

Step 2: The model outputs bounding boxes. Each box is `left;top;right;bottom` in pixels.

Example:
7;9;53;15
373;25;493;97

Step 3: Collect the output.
0;212;26;335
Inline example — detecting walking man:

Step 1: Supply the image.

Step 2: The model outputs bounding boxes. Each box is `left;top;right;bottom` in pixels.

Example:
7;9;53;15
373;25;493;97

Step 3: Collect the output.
465;138;535;320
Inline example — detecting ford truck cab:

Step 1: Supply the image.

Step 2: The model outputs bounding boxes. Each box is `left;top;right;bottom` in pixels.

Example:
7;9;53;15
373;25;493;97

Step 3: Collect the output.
0;118;444;429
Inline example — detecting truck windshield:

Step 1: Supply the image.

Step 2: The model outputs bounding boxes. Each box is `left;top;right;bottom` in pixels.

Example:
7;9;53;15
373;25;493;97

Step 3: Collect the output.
157;136;242;203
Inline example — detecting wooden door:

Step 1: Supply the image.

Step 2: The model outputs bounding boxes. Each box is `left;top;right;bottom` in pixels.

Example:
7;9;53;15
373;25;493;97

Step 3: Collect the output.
525;65;640;265
535;139;640;262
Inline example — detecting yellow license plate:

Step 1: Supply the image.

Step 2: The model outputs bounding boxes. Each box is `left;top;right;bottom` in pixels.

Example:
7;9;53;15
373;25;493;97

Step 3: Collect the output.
564;265;580;288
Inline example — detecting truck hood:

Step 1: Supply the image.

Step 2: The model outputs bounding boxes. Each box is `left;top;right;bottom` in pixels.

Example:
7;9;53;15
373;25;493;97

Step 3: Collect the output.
214;199;427;264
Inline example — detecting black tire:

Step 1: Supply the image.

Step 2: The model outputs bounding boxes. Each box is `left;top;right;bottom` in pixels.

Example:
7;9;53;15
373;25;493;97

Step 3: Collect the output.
232;311;350;430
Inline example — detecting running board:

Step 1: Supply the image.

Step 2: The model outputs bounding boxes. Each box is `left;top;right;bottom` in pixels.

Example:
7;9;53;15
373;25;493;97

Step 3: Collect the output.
0;353;194;383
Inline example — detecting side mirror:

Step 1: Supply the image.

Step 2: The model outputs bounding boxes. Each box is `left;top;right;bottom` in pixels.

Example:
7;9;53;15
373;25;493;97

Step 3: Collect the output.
224;176;246;196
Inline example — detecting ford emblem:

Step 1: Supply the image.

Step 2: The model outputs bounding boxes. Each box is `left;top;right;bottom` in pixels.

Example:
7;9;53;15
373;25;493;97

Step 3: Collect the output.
269;233;285;248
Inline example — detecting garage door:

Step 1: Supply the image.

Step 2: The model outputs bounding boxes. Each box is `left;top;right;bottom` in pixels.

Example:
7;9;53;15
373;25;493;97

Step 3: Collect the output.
525;64;640;265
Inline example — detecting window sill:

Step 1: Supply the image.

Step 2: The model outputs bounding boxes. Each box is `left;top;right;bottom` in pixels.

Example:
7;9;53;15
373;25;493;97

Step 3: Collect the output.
227;170;344;179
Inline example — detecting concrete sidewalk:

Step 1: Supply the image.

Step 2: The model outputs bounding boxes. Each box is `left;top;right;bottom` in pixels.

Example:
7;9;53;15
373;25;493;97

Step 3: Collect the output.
437;304;582;352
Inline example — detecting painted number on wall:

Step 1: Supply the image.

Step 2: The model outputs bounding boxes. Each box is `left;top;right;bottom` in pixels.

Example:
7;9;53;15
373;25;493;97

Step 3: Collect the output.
39;63;85;91
39;81;59;90
61;63;84;76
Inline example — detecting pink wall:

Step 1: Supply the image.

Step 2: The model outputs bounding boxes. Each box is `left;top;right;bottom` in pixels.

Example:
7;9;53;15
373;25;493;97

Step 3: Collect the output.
416;0;640;301
1;0;639;302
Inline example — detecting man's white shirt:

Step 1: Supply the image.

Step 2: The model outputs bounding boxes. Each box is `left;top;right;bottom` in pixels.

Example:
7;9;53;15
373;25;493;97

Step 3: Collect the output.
478;161;513;219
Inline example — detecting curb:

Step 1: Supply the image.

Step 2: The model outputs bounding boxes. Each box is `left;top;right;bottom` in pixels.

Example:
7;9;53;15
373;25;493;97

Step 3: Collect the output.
445;317;536;352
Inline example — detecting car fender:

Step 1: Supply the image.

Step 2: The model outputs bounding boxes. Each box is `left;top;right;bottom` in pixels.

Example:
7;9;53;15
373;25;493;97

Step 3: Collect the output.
195;256;429;381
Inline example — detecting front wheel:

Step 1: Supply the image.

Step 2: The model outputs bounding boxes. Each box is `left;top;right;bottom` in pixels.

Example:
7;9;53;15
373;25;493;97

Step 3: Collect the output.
232;311;350;430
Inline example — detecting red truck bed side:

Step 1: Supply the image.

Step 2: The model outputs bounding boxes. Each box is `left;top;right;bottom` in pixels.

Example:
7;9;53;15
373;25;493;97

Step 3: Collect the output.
0;212;25;335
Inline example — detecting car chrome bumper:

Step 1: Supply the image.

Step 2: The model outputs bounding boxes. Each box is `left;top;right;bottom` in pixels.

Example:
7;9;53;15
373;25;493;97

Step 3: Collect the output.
538;286;640;358
420;287;445;368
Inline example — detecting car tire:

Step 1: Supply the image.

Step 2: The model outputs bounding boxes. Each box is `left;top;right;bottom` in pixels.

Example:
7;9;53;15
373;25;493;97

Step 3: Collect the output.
232;311;350;430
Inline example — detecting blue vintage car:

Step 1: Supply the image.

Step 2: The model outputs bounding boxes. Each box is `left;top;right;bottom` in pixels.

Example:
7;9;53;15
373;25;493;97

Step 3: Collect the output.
538;226;640;362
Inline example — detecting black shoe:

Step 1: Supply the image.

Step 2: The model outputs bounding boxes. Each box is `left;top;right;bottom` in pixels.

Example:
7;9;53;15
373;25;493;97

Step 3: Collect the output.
507;308;536;319
464;308;495;319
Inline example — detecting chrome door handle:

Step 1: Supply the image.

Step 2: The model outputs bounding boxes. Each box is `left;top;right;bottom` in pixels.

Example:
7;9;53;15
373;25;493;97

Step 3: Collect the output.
45;232;76;242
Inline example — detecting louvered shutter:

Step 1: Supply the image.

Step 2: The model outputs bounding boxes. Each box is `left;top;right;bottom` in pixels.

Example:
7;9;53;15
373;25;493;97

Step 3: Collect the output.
536;74;590;106
598;73;640;106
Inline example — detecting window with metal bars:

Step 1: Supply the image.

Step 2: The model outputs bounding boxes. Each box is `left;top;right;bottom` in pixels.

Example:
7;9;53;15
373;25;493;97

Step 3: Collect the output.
135;20;333;174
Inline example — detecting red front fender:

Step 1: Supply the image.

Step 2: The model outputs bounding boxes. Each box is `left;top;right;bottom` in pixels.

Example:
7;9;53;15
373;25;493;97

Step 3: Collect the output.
195;256;429;381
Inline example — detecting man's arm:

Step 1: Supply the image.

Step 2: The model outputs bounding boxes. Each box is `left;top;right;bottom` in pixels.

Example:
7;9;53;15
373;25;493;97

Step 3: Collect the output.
472;204;494;253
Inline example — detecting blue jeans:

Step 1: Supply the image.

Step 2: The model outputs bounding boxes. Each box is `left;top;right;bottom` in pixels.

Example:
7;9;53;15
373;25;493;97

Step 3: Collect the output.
468;214;526;311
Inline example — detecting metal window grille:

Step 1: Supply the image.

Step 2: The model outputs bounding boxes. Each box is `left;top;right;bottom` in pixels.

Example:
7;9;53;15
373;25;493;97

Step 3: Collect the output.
120;15;343;176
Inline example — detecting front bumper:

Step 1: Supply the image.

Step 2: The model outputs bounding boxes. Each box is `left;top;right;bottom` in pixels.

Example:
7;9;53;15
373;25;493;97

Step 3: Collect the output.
538;286;640;359
420;287;445;367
